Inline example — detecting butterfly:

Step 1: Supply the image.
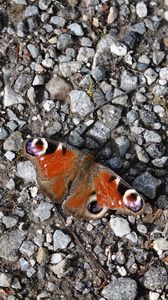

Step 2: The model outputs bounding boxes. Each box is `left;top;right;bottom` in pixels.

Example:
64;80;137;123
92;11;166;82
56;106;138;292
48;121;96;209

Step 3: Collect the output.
23;138;145;220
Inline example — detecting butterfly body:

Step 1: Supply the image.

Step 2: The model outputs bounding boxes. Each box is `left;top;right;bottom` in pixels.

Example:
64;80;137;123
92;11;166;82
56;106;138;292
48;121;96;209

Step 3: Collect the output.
23;138;145;220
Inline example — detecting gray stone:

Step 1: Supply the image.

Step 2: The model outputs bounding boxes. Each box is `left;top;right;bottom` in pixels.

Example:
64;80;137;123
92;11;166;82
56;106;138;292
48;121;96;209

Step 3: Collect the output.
88;121;110;144
0;127;8;140
0;230;26;262
157;195;168;209
110;217;131;237
101;105;122;129
5;178;15;189
152;84;168;96
25;5;39;17
67;23;84;36
120;71;138;92
115;136;130;157
27;267;36;278
34;201;53;221
136;2;148;18
131;22;146;34
77;47;95;63
107;6;118;24
59;61;82;77
0;273;12;287
108;156;123;170
112;88;128;106
152;156;168;168
146;144;164;158
133;171;162;199
143;130;162;143
140;110;157;126
45;121;62;135
51;253;64;264
42;58;54;68
102;278;137;300
20;240;36;257
144;68;158;85
57;33;73;50
68;130;84;147
159;67;168;81
153;238;168;255
135;92;146;103
32;75;45;86
2;216;18;229
81;37;92;47
91;67;106;82
13;0;27;4
127;110;139;124
39;0;51;10
69;90;94;117
4;151;15;161
17;161;37;183
135;145;149;163
92;33;114;69
17;21;29;37
53;230;71;251
14;73;33;93
140;267;168;291
50;16;66;28
27;16;39;32
3;85;25;107
152;51;165;65
27;44;39;58
45;75;72;101
3;131;23;151
110;41;127;56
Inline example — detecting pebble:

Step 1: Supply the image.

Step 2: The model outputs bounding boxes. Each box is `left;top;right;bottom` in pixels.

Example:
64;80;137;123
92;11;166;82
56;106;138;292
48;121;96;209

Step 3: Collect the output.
50;253;65;264
91;66;106;81
33;202;53;221
69;90;94;117
17;161;37;183
45;75;72;101
146;144;164;158
25;5;39;17
140;267;168;291
157;195;168;209
126;232;138;244
14;74;33;93
107;6;118;24
0;127;8;140
108;156;123;170
153;238;168;255
102;278;137;300
110;41;127;56
57;33;73;50
3;131;23;152
88;121;111;144
0;273;12;287
149;292;160;300
110;217;131;237
67;23;84;36
5;178;15;190
39;0;52;10
77;47;95;63
152;156;168;168
120;71;138;92
115;136;130;157
20;240;36;257
4;151;15;162
152;84;168;96
45;121;62;135
159;67;168;81
133;171;162;199
59;61;82;77
2;216;18;229
50;16;66;28
27;44;39;58
143;130;162;143
3;86;25;107
144;68;158;85
50;259;70;277
135;145;149;163
136;2;148;18
101;105;122;129
53;230;71;251
32;75;45;86
17;21;29;37
36;247;48;265
0;230;26;262
42;58;54;68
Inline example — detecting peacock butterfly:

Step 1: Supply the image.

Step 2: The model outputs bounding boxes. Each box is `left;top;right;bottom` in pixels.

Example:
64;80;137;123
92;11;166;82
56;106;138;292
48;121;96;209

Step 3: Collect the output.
23;137;145;220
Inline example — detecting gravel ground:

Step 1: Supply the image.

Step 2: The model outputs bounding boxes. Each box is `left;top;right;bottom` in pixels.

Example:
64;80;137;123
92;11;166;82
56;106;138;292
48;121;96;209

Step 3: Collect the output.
0;0;168;299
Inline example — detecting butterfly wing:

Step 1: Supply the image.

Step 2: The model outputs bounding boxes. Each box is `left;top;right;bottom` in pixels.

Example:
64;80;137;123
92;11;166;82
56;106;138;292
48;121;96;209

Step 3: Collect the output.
23;138;84;203
64;163;144;219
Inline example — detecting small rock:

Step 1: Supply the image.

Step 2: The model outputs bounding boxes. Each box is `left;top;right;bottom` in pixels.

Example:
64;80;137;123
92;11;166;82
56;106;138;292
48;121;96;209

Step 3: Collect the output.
107;6;118;24
137;224;147;235
126;232;138;243
3;85;25;107
153;238;168;255
133;172;162;199
20;240;36;257
102;278;137;300
152;156;168;168
157;195;168;209
50;16;66;28
45;121;62;136
36;247;48;265
110;41;127;56
140;267;168;291
131;22;146;34
0;127;8;140
32;75;45;86
53;230;71;251
27;267;36;278
120;71;138;92
50;259;70;277
143;130;162;143
91;66;106;81
59;61;82;77
17;161;37;183
159;67;168;81
39;0;51;10
108;156;123;170
144;68;158;85
88;121;110;144
69;90;94;117
33;201;53;221
146;144;164;158
136;2;148;18
17;21;29;37
115;136;130;157
57;33;73;50
14;73;33;93
152;84;168;96
110;217;131;237
101;105;122;129
51;253;65;264
3;131;23;151
68;23;84;36
4;151;15;161
149;292;160;300
27;44;39;58
42;58;54;68
25;5;39;17
77;47;95;63
135;145;149;163
152;51;165;65
0;273;12;287
5;178;15;190
2;216;18;229
45;75;72;101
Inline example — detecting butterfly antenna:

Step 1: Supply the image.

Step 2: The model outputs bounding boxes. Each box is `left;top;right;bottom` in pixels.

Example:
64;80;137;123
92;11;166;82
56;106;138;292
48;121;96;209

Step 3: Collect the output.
55;207;111;282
